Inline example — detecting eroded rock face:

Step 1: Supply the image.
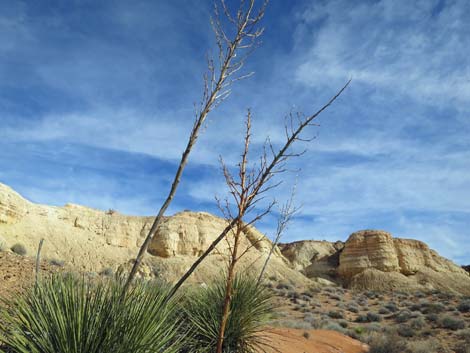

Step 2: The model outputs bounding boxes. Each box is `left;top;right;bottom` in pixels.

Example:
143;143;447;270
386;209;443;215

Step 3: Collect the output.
338;230;468;279
336;229;470;294
338;230;400;278
279;240;336;271
0;182;305;285
281;229;470;294
0;184;29;224
147;212;279;259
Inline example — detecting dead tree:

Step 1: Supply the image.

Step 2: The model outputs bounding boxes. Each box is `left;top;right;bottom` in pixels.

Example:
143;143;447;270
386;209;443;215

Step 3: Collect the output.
123;0;268;293
214;78;350;350
166;79;351;304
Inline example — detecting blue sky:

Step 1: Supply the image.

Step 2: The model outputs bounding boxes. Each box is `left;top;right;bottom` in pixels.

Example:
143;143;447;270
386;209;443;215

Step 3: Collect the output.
1;0;469;264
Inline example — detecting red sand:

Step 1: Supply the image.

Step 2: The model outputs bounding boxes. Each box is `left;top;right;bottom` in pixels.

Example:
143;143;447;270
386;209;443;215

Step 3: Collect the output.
262;328;368;353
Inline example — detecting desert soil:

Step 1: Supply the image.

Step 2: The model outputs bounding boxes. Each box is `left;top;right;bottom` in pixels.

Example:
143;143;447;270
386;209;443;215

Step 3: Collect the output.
0;251;58;299
263;328;367;353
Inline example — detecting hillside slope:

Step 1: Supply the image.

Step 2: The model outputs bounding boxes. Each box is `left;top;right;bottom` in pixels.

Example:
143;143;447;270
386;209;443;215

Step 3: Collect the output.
0;182;308;285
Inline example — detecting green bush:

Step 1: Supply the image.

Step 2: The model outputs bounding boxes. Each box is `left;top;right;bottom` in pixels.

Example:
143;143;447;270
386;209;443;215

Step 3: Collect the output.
367;333;408;353
0;274;182;353
367;312;382;322
397;324;415;337
182;273;273;353
439;315;466;330
10;243;27;256
457;300;470;313
327;310;344;319
395;309;413;323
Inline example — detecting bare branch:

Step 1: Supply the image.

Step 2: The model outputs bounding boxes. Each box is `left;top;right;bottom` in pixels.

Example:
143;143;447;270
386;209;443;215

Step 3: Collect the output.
123;0;268;295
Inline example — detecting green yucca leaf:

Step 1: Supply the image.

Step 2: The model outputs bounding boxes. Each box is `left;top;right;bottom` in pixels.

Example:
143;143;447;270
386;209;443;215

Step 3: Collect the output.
0;274;182;353
182;273;274;353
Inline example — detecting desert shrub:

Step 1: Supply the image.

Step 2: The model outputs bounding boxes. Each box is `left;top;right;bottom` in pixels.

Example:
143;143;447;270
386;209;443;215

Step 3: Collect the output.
302;331;310;339
321;321;346;334
414;291;426;298
355;312;382;323
365;291;379;299
303;313;316;326
327;310;344;319
354;326;365;335
357;297;368;306
456;328;470;342
395;309;413;323
407;339;445;353
425;313;439;322
346;303;359;313
10;243;27;256
338;319;348;328
366;312;382;322
0;274;182;353
384;302;399;312
329;294;341;300
454;343;470;353
100;267;114;276
182;273;273;353
402;300;415;308
436;291;455;300
439;315;466;330
367;333;408;353
418;301;446;314
367;322;383;332
397;324;416;337
409;316;426;330
276;281;293;291
355;314;369;323
346;329;360;339
378;307;390;314
457;300;470;313
49;258;65;267
275;320;311;330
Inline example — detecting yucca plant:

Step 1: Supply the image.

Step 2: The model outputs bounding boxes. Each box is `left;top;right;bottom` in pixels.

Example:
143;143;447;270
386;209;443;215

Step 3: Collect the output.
182;273;273;353
0;274;182;353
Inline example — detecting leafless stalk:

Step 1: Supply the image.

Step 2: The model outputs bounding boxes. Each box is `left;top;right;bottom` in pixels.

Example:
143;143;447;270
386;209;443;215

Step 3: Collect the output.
123;0;267;294
35;238;44;288
166;79;350;302
257;185;299;285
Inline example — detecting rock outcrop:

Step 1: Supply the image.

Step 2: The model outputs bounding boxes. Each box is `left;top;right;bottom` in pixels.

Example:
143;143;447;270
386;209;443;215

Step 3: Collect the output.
0;182;307;285
338;230;467;280
280;229;470;294
279;240;343;281
2;182;469;294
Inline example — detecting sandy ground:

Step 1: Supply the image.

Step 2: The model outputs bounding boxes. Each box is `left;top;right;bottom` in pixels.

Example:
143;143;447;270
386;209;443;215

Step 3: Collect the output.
263;328;368;353
0;251;51;298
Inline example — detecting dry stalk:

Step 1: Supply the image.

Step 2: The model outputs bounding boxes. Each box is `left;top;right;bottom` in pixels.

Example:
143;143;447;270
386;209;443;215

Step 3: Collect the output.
123;0;267;294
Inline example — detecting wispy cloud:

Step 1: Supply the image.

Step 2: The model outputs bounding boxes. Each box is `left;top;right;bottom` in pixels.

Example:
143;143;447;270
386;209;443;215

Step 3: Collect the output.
0;0;469;264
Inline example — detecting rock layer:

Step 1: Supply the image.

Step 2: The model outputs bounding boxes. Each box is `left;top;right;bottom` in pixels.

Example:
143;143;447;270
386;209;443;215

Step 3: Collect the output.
0;182;306;284
338;230;468;279
280;229;470;294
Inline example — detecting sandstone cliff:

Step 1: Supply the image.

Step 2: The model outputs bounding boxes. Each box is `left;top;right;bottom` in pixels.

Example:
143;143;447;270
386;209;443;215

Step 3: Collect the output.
279;240;343;281
0;182;307;285
280;229;470;294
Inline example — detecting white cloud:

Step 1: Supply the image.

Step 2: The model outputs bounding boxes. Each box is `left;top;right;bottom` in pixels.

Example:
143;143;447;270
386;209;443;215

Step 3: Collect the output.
295;0;470;109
